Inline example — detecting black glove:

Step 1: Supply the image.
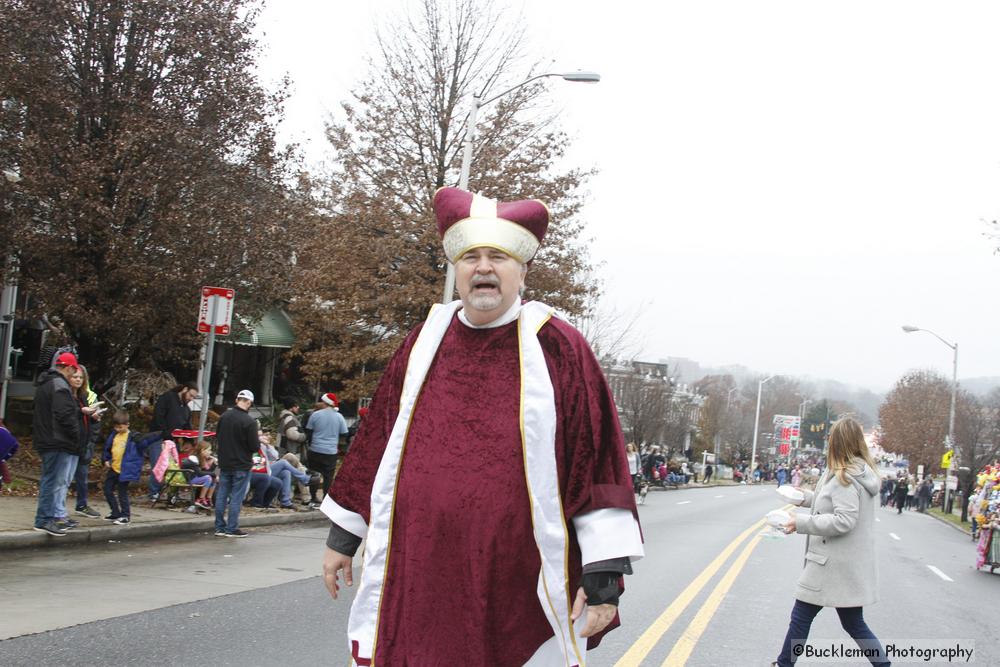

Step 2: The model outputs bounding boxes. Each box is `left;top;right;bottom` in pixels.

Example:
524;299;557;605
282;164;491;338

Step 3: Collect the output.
582;571;620;606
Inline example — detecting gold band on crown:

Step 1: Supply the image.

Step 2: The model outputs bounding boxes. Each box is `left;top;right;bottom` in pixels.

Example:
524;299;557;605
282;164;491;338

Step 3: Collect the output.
442;216;540;263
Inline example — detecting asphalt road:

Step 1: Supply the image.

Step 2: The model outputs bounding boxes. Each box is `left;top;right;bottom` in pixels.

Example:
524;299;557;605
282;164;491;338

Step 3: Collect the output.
2;484;996;666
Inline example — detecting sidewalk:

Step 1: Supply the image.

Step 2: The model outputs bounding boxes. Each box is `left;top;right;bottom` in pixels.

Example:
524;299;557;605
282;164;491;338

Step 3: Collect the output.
0;495;329;550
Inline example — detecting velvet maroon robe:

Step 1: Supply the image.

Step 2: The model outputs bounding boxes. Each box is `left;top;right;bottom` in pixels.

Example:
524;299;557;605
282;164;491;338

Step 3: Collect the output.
331;311;637;666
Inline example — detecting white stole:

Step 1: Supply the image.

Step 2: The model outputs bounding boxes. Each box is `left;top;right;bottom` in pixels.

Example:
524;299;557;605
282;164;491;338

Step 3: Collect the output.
334;300;586;667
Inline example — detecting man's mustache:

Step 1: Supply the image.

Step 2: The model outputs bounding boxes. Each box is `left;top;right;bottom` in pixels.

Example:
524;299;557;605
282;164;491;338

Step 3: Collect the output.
471;275;500;287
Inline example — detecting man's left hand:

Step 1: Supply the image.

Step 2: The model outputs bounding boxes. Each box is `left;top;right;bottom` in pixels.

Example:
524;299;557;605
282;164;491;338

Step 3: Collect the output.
783;515;797;534
571;587;616;638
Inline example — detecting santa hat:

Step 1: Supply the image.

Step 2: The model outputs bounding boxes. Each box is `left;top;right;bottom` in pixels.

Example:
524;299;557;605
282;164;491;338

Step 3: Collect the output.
434;187;549;263
321;392;340;407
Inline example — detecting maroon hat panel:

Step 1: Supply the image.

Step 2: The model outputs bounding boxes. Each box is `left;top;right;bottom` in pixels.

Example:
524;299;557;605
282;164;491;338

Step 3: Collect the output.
433;187;550;262
434;188;475;237
496;199;549;243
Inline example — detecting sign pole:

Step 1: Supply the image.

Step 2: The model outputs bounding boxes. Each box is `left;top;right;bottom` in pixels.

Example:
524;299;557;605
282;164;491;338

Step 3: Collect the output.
197;296;219;441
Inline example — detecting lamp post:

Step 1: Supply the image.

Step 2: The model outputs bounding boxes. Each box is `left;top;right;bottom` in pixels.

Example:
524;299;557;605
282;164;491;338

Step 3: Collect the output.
0;169;22;421
750;375;774;483
442;70;601;303
901;324;958;512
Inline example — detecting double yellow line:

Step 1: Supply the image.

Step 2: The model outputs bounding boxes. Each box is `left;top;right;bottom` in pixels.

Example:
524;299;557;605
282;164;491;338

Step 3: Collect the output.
614;507;791;667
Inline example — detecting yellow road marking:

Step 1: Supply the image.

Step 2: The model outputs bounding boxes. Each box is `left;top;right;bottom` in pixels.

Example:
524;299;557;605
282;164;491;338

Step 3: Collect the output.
661;533;764;666
612;517;765;667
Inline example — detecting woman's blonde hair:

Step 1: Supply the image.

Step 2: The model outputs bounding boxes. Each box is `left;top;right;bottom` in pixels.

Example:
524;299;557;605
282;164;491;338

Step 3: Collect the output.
827;416;877;485
626;442;637;453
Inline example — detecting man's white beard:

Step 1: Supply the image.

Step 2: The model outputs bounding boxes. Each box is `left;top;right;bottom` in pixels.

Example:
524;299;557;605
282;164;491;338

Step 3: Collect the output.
467;291;503;311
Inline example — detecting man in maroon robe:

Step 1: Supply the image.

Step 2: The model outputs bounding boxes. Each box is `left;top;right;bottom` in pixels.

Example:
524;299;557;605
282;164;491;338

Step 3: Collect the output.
321;187;644;666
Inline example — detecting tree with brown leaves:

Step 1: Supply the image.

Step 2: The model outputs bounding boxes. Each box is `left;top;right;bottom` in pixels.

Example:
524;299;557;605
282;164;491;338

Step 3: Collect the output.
878;370;952;473
292;0;597;400
0;0;304;390
616;374;672;448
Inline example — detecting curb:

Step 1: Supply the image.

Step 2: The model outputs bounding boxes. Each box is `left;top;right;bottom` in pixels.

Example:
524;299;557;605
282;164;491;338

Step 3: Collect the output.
925;509;973;537
0;510;329;551
648;481;753;491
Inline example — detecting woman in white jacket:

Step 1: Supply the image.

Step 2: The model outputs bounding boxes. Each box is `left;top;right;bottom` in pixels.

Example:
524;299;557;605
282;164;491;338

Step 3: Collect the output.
772;417;889;667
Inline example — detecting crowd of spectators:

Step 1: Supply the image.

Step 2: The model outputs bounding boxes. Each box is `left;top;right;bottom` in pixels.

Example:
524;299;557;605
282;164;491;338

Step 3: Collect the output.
23;350;355;538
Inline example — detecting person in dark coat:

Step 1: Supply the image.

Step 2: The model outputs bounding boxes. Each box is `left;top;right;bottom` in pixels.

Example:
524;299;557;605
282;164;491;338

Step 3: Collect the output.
146;382;196;500
214;389;260;537
917;477;934;513
32;352;84;536
893;474;909;514
879;476;893;507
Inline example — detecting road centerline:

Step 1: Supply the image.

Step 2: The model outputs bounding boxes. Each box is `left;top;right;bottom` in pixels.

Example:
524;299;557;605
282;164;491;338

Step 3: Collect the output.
889;533;901;541
661;533;764;666
612;511;783;667
927;565;953;582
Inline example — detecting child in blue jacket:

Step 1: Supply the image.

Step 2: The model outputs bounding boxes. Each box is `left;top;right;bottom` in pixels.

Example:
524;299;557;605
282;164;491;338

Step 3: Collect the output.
0;421;18;492
101;411;157;524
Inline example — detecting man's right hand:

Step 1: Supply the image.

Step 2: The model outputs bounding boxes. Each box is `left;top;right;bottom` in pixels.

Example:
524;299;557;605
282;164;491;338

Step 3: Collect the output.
323;546;353;599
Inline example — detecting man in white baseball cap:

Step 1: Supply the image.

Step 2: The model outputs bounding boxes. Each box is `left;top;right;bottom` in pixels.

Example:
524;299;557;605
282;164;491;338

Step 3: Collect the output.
214;389;259;537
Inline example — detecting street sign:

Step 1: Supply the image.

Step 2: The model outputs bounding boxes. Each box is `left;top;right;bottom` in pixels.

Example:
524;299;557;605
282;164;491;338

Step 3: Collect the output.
197;286;235;335
196;286;234;441
773;415;801;427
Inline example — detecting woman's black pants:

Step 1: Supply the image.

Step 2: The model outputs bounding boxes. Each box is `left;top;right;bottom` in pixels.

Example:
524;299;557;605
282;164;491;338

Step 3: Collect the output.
776;599;889;666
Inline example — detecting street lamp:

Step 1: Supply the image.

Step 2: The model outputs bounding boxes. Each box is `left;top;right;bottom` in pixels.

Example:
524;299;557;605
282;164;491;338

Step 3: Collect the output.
726;387;738;409
442;70;601;303
0;169;22;420
901;324;958;512
750;375;774;483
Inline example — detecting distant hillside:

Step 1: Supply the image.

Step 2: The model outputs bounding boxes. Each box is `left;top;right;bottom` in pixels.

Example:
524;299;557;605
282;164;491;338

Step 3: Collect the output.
647;358;998;425
961;376;1000;397
657;356;883;426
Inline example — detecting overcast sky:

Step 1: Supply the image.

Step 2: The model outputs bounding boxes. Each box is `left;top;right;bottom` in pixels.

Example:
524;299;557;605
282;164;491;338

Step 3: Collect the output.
256;1;1000;393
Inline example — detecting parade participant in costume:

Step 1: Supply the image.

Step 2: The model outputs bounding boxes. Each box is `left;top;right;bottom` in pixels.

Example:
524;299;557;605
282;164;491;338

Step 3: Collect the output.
321;187;644;666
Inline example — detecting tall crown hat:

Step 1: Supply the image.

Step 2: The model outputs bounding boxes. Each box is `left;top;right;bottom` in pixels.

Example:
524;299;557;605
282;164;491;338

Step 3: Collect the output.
434;187;549;263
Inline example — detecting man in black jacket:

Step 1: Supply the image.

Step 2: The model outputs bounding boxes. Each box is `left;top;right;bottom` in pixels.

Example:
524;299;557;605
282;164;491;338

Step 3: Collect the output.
214;389;260;537
146;382;196;500
32;352;83;536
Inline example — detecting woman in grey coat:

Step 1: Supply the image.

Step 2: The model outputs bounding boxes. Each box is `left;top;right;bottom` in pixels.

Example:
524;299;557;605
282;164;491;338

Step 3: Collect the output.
772;417;889;667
